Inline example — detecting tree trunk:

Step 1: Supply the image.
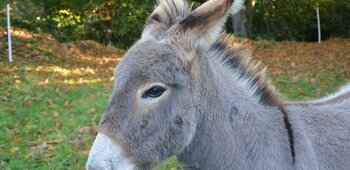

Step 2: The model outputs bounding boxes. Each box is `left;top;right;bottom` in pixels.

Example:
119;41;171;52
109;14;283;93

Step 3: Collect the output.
245;0;253;38
232;7;248;37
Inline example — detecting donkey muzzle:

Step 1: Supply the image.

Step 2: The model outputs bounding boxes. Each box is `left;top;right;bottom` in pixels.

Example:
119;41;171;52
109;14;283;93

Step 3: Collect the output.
86;133;137;170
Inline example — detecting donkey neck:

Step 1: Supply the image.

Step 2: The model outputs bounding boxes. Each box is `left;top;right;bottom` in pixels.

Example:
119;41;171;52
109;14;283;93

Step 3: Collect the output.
177;54;294;169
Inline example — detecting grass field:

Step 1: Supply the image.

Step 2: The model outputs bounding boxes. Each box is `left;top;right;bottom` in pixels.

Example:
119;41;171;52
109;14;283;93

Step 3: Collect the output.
0;28;349;169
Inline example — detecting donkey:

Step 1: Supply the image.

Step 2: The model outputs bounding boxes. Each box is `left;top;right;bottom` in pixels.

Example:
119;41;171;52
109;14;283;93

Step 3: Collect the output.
86;0;350;169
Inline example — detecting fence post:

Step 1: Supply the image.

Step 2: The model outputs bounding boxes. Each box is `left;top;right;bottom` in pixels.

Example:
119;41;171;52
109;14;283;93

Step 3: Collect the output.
7;3;13;63
316;7;321;44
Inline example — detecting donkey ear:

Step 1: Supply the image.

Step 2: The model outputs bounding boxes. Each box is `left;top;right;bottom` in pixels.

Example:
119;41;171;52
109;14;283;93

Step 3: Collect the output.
142;0;191;39
171;0;244;54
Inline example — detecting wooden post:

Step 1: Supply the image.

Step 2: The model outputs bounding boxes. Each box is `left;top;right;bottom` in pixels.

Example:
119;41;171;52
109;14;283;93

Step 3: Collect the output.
7;3;13;63
316;7;321;44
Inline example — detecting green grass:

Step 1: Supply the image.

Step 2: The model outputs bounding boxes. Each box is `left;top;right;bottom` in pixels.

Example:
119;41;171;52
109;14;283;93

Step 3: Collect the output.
271;71;347;101
0;63;109;169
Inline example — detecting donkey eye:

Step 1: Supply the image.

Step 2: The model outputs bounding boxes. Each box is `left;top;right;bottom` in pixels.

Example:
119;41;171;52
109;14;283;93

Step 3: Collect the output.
142;85;166;98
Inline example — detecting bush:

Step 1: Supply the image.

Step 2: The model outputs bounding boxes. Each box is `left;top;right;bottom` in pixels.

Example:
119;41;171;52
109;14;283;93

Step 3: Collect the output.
1;0;349;48
82;0;155;48
252;0;350;41
0;0;155;48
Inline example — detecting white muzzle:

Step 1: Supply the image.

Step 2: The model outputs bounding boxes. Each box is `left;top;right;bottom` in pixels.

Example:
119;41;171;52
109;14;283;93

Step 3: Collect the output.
86;133;137;170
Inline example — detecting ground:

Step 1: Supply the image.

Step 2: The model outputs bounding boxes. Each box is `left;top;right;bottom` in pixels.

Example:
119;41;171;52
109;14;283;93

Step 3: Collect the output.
0;27;349;169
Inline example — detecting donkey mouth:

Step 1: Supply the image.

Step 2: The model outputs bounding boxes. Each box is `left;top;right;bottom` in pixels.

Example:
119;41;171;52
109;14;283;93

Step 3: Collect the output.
86;133;137;170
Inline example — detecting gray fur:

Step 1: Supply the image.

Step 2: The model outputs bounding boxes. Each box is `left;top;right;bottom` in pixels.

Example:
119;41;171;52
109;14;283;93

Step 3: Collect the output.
88;0;350;169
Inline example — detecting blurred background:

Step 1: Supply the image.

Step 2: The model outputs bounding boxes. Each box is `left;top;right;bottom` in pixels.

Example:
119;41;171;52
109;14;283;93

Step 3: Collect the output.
1;0;349;48
0;0;349;169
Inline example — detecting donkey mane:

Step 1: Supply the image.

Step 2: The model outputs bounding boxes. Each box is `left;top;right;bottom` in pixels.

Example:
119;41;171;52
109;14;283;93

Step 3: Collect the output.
209;38;283;106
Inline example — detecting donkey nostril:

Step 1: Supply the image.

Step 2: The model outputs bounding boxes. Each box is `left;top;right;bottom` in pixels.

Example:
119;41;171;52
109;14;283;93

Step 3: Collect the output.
140;120;148;128
175;116;183;125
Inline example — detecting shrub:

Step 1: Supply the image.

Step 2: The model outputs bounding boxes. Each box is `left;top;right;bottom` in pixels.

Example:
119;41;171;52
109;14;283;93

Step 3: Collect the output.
252;0;350;41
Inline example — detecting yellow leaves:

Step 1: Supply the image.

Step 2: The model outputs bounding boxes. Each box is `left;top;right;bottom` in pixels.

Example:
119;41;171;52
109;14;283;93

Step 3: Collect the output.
35;66;96;77
122;3;128;8
1;26;121;88
24;123;30;129
58;9;72;15
11;29;33;39
54;9;82;28
52;111;60;118
110;76;115;82
9;147;20;155
63;78;102;85
103;15;112;21
13;74;21;82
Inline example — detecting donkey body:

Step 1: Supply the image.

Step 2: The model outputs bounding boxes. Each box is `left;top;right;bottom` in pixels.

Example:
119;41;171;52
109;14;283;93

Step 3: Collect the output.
87;0;350;169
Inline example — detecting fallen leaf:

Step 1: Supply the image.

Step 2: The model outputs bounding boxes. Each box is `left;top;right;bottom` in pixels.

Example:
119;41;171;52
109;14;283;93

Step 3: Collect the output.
10;136;22;143
87;108;96;114
70;135;85;149
46;139;63;144
292;75;300;82
52;111;60;118
1;160;7;169
296;88;305;95
28;142;53;159
47;99;54;105
310;78;316;83
9;147;20;155
78;125;97;135
4;108;16;113
64;100;71;108
0;96;8;101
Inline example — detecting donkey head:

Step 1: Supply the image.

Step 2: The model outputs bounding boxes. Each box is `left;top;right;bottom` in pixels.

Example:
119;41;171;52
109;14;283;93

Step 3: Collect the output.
87;0;243;169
